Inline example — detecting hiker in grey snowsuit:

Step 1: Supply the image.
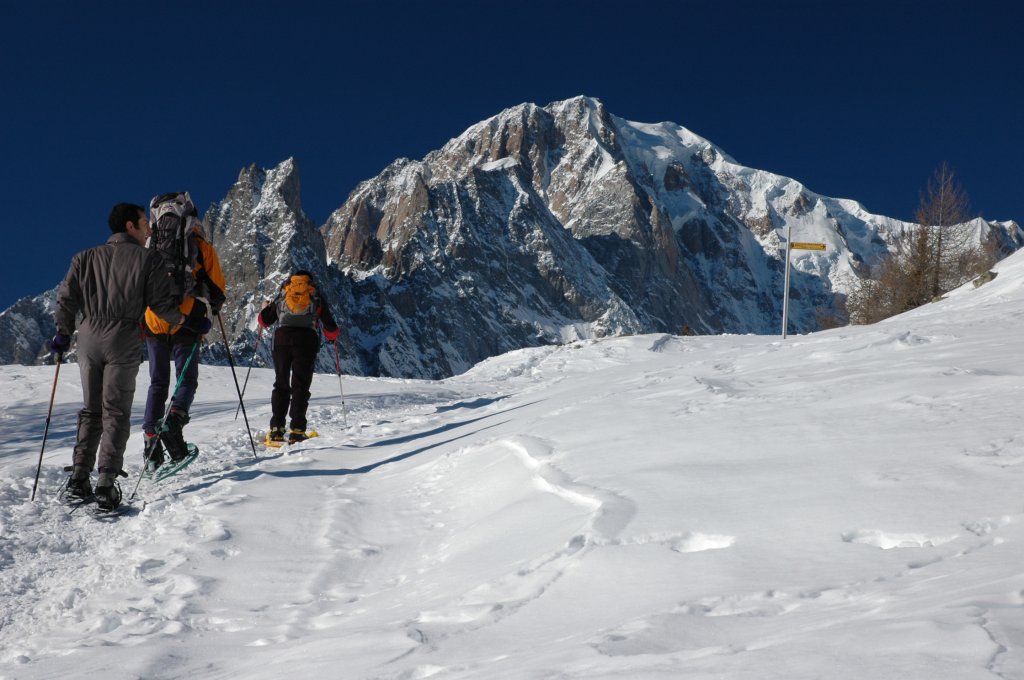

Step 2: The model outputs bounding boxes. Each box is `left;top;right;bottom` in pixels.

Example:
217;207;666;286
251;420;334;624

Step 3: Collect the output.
51;203;183;509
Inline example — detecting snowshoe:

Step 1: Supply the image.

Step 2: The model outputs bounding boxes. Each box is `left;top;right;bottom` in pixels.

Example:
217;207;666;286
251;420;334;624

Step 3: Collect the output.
288;428;319;443
266;426;286;446
89;492;142;520
88;502;139;520
264;429;318;448
152;443;199;481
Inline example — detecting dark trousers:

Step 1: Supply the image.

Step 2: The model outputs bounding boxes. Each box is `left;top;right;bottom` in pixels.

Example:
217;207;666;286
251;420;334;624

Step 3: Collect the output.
271;327;319;431
73;321;142;475
144;336;200;434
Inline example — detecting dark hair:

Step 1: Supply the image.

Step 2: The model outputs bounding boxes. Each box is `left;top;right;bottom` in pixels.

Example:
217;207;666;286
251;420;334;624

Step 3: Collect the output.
108;203;145;234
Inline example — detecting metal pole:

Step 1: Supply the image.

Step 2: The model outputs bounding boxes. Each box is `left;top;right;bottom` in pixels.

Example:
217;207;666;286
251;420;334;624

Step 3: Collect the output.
31;355;63;501
218;314;259;459
333;341;349;428
235;326;263;421
782;224;792;339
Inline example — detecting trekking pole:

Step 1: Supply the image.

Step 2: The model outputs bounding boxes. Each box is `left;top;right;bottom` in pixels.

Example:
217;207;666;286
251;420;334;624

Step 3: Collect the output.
128;341;200;501
332;341;349;428
217;314;258;458
235;326;263;421
31;353;63;501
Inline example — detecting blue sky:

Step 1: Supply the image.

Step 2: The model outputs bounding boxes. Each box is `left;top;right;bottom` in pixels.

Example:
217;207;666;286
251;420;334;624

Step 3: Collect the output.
1;0;1020;311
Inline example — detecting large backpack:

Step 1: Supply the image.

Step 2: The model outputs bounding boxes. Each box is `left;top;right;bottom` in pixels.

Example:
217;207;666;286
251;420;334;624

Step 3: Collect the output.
277;273;320;329
149;192;201;305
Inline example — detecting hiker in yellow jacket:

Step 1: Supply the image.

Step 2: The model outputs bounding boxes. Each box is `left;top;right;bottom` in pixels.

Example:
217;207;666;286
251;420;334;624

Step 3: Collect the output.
258;270;339;444
142;192;227;472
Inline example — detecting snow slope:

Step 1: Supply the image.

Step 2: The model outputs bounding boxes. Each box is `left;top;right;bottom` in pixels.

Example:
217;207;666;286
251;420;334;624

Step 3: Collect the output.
3;252;1024;679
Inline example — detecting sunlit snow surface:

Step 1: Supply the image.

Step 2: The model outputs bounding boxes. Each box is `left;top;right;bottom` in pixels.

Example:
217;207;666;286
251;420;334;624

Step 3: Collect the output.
4;252;1024;679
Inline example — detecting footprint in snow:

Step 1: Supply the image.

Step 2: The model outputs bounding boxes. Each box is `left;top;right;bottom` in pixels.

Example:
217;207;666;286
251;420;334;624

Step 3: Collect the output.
840;529;958;549
670;532;736;553
598;530;736;553
592;589;800;658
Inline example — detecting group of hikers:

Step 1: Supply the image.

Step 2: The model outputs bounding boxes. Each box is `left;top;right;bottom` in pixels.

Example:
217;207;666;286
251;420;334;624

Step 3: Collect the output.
47;193;339;511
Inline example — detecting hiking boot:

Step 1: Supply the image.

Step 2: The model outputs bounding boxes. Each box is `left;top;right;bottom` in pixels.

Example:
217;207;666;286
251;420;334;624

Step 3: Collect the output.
268;426;285;443
144;432;165;473
66;465;92;501
162;409;190;462
288;429;309;444
94;472;121;511
145;456;163;476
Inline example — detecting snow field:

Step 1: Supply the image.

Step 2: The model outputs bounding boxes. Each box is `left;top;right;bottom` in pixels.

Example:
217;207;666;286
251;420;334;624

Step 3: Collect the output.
4;253;1024;677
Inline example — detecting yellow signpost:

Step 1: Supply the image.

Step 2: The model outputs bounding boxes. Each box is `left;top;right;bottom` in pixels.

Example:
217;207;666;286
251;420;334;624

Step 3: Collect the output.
790;242;827;251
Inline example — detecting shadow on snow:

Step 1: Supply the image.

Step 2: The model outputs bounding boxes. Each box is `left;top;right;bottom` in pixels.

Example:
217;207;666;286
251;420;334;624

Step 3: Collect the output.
175;400;537;495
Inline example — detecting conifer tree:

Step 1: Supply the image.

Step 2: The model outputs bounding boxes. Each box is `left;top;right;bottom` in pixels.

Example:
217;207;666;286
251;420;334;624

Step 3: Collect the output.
848;162;993;325
914;161;973;297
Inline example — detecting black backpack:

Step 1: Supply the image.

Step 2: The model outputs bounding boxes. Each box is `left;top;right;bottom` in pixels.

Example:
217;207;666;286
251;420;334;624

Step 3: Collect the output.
149;192;201;304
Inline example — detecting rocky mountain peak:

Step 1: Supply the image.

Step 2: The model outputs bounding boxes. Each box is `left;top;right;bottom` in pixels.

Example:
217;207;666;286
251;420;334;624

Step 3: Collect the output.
2;98;1020;380
202;158;335;366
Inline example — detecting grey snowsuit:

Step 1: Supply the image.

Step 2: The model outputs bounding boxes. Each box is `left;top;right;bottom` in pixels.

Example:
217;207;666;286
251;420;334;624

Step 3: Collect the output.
55;233;180;475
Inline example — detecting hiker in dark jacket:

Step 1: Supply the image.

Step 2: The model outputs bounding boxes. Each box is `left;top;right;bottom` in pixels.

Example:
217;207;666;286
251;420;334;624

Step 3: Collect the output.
257;270;339;444
51;203;183;509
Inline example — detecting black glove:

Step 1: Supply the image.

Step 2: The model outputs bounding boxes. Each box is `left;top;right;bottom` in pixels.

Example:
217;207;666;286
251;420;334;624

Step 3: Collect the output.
184;317;212;336
48;333;71;355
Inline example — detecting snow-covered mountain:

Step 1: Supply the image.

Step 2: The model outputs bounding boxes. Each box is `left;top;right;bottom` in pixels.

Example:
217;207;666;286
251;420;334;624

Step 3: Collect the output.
2;96;1020;378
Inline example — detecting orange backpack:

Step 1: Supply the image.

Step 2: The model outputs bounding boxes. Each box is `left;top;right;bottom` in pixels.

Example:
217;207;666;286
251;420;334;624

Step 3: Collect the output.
278;274;319;328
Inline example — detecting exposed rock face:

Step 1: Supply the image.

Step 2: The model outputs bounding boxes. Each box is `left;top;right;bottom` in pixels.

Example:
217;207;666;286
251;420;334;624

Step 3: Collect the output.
0;290;58;365
3;97;1022;379
203;158;344;373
